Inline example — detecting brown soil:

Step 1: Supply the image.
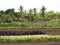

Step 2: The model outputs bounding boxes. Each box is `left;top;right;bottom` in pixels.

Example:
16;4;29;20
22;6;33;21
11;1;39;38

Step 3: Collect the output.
0;40;60;45
0;28;60;35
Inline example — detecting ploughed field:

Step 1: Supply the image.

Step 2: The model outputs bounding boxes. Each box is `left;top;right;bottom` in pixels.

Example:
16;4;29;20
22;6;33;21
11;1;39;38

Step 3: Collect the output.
0;28;60;35
0;28;60;45
0;35;60;45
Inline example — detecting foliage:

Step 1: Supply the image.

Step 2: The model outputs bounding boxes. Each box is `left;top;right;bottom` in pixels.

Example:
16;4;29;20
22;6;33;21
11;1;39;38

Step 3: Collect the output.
0;5;60;28
41;6;46;17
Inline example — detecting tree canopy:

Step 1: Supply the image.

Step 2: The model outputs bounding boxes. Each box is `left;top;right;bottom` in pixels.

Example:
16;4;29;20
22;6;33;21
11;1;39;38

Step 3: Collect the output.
0;5;60;23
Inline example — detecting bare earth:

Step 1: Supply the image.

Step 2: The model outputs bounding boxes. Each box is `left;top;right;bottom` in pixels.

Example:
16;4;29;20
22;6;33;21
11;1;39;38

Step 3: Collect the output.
0;41;60;45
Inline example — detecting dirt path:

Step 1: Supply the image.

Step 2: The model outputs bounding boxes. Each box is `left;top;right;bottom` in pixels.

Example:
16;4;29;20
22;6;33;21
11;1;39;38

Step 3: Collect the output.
0;28;60;35
0;41;60;45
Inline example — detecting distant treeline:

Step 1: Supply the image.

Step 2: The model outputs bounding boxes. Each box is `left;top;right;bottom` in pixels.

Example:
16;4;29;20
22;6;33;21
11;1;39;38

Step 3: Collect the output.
0;5;60;23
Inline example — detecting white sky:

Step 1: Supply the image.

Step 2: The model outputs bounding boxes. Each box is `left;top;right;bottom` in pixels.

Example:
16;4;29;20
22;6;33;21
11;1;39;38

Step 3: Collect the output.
0;0;60;12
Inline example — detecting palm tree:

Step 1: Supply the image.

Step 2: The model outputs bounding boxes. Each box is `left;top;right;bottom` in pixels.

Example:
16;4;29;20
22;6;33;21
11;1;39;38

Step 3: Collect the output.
41;6;46;17
33;8;37;15
19;5;23;16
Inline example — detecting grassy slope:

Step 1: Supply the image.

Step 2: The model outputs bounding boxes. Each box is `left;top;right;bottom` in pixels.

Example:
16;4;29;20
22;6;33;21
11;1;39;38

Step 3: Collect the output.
0;20;60;28
0;19;60;28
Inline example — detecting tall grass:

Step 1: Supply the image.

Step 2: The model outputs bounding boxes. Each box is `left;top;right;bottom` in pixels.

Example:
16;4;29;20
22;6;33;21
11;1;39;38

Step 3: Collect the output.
0;21;60;28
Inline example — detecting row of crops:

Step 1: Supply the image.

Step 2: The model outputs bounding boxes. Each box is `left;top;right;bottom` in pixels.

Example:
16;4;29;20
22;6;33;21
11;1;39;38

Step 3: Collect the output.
0;35;60;41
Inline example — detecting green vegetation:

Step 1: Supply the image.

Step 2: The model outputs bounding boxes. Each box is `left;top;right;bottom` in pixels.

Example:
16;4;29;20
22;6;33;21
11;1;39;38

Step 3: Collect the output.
0;5;60;28
0;36;60;41
0;21;60;28
47;36;60;40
